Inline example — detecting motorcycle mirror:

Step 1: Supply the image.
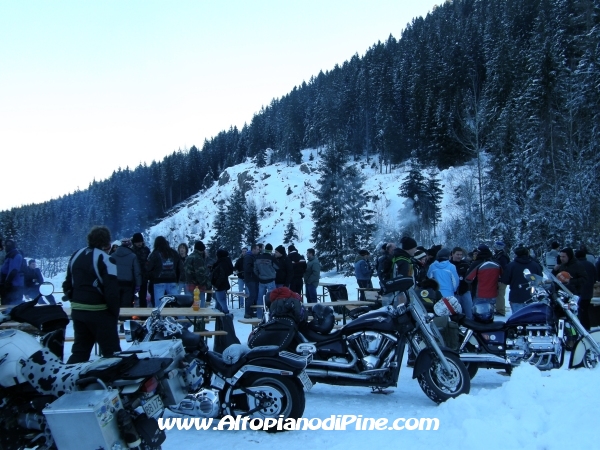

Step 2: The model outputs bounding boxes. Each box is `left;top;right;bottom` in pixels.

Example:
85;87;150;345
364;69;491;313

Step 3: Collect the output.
39;282;54;297
523;269;531;276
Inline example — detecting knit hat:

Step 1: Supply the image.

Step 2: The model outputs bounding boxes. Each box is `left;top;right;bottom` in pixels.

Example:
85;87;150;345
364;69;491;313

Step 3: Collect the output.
494;241;505;249
514;246;529;257
477;244;490;253
413;250;427;260
275;245;287;255
436;247;451;261
217;248;229;258
401;236;417;251
194;241;206;252
575;249;586;259
121;238;132;248
265;243;273;252
132;233;144;244
288;244;297;252
359;249;370;256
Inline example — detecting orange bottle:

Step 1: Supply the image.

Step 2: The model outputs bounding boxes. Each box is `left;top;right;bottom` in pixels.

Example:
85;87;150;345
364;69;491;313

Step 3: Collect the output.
192;287;200;311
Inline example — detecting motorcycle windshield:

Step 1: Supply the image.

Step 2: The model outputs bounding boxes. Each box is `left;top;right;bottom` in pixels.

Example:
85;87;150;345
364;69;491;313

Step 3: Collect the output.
506;302;554;326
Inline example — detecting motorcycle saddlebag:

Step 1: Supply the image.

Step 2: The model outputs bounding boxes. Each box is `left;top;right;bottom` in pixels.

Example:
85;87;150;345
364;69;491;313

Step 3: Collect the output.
248;316;297;350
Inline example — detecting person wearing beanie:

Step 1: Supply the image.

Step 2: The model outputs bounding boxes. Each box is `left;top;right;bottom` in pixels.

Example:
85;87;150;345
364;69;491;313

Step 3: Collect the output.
0;238;25;305
254;243;278;318
130;232;150;307
465;243;502;314
287;245;307;295
427;247;459;297
183;240;211;308
274;245;293;288
552;247;588;296
355;249;374;300
500;246;543;314
211;249;233;313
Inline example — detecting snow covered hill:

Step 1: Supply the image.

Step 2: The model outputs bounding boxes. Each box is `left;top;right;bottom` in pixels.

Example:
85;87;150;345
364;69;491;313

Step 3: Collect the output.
147;148;465;257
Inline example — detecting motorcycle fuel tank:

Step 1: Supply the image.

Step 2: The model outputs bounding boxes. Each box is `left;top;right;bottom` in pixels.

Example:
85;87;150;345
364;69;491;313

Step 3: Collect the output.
342;307;397;334
506;302;555;327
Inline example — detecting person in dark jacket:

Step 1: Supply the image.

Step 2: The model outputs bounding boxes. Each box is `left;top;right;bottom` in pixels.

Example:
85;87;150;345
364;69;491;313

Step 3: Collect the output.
112;239;142;307
211;249;233;313
254;243;278;319
0;239;25;305
303;248;321;304
493;241;510;270
552;247;588;296
146;236;182;304
64;226;120;363
287;244;306;295
354;250;374;300
500;247;543;314
24;259;57;304
243;244;260;318
450;247;473;319
183;241;211;307
274;245;293;288
575;249;597;330
131;232;151;307
233;248;247;307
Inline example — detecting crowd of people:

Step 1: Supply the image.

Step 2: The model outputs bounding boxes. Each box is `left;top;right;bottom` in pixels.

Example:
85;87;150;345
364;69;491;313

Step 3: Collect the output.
1;227;599;364
366;238;600;330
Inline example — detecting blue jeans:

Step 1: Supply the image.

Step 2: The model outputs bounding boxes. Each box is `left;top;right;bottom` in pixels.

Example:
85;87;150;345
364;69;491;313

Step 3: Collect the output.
154;282;179;305
510;302;527;314
305;284;318;303
257;281;275;319
245;281;259;317
237;279;247;307
456;292;473;319
214;290;229;314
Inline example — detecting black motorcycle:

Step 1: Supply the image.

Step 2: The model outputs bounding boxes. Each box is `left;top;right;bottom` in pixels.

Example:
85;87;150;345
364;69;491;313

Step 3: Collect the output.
122;294;311;427
248;278;470;404
452;269;600;379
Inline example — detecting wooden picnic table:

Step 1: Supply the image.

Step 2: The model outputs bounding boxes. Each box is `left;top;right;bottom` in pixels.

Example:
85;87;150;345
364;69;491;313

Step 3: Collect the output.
118;307;224;332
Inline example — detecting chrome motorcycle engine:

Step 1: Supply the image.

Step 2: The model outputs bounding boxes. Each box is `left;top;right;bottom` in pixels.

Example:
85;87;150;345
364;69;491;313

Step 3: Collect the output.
348;331;397;371
505;324;563;370
168;389;221;418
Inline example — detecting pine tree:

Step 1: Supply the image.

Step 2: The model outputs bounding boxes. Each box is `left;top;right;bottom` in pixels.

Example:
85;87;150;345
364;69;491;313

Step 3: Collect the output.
223;187;248;253
245;200;261;246
256;148;267;168
208;202;227;257
283;219;299;244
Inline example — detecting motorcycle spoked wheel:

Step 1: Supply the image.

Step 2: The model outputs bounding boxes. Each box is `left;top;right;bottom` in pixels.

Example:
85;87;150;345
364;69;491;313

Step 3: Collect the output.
227;375;306;431
417;351;470;404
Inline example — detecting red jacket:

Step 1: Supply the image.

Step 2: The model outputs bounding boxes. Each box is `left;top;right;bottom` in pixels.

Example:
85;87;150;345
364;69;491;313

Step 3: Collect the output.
465;260;502;298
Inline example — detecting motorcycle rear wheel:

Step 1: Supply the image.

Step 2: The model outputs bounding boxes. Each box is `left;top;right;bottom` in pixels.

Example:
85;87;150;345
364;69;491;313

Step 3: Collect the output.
231;375;306;431
418;351;470;404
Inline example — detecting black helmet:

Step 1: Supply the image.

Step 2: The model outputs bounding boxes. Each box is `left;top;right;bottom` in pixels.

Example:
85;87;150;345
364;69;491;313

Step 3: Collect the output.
473;302;494;323
308;303;335;334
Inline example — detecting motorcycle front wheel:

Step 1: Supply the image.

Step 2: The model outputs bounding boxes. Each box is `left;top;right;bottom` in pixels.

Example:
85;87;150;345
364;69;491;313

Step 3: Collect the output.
417;351;470;404
229;375;306;431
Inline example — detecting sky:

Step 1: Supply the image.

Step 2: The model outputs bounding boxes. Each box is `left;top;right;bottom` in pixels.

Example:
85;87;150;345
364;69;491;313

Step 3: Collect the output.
0;0;434;211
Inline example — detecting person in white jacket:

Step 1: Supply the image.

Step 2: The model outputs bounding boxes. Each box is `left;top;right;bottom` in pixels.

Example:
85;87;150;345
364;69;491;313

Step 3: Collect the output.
427;247;459;298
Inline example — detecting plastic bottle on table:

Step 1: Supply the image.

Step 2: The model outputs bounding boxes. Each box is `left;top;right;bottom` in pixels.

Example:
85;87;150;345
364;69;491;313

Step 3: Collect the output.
193;287;200;311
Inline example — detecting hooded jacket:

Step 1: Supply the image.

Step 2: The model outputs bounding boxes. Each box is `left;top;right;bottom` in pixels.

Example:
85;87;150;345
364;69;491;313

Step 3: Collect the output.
427;260;459;297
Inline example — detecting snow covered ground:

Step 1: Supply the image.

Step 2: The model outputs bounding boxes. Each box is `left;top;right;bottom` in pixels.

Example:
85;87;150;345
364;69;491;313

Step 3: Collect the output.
46;272;598;450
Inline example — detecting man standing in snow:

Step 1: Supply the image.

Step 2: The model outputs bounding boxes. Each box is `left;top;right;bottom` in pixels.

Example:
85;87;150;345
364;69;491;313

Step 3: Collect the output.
450;247;473;319
303;248;321;303
243;244;260;319
0;239;25;305
427;248;459;298
287;244;306;295
355;249;374;300
500;246;543;314
466;244;502;311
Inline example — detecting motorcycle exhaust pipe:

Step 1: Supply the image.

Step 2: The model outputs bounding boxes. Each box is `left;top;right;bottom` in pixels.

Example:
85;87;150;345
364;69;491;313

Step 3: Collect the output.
308;348;358;369
459;353;510;365
306;368;372;381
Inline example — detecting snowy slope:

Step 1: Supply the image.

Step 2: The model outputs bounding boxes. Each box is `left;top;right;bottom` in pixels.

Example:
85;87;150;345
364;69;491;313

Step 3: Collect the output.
146;149;463;258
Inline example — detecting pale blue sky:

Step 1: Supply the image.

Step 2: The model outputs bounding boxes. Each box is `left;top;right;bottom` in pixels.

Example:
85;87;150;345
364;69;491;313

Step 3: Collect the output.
0;0;433;210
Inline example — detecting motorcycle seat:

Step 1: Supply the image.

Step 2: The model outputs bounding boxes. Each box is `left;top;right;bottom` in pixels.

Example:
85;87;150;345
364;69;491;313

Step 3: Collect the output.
459;317;506;332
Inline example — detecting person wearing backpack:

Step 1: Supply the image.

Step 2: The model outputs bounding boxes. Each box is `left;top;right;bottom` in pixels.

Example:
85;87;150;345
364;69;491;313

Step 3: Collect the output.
211;249;234;313
112;239;141;308
63;226;120;363
0;239;25;305
254;243;278;319
146;236;182;304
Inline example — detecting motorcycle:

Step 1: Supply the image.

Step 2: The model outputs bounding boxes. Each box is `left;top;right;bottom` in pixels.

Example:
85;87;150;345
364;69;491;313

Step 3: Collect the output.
121;294;311;427
452;269;600;379
248;278;471;404
0;283;172;450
